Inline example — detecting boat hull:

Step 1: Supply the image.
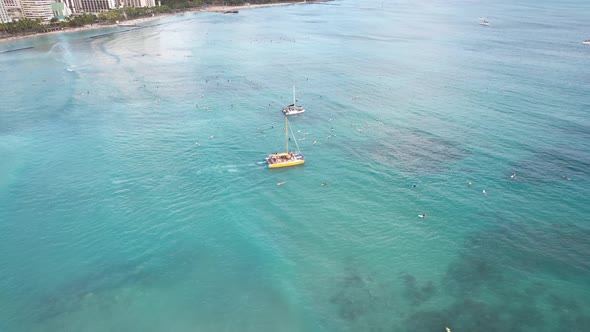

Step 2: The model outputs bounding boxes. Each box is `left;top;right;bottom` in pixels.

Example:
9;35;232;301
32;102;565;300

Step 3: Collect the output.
266;152;305;169
283;109;305;116
282;105;305;116
268;159;305;168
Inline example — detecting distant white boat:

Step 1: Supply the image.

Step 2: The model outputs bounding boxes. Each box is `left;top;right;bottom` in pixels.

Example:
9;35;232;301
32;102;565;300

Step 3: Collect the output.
282;85;305;116
478;17;490;26
583;40;590;45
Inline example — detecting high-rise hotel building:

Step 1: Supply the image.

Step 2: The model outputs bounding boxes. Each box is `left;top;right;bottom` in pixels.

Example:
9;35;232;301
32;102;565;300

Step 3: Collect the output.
20;0;53;20
2;0;24;21
121;0;154;8
79;0;116;13
0;0;156;22
59;0;80;14
0;0;11;23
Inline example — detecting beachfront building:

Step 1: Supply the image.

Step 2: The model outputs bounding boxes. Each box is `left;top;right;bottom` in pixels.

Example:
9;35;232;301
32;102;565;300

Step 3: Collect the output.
0;0;10;23
51;1;69;18
51;0;155;15
56;0;80;14
78;0;116;13
20;0;53;20
119;0;154;8
2;0;24;21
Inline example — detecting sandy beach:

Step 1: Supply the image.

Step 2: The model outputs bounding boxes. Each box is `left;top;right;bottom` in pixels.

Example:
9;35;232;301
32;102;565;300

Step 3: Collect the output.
0;1;306;44
203;1;304;12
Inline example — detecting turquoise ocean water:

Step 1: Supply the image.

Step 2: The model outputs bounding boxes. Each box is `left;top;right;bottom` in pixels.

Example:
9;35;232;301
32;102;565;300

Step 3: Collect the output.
1;0;590;330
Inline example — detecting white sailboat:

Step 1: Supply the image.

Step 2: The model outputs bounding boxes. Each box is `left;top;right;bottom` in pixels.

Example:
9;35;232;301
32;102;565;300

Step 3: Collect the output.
282;85;305;116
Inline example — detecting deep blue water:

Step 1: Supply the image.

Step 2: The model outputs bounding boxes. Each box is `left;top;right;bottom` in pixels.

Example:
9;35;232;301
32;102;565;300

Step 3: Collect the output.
1;0;590;331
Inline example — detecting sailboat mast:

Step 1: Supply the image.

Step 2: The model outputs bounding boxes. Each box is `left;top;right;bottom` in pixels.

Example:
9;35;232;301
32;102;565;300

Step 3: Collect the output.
285;116;289;152
293;85;296;108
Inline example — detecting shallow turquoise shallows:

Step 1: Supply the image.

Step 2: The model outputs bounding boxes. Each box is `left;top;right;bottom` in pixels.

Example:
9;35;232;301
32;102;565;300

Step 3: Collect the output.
1;0;590;331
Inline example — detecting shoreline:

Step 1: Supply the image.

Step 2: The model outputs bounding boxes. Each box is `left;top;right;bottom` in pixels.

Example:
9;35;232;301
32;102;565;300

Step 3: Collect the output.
0;1;307;44
203;1;305;12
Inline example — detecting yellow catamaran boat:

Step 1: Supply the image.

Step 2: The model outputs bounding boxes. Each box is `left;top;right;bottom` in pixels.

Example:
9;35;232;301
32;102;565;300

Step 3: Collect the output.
265;116;305;169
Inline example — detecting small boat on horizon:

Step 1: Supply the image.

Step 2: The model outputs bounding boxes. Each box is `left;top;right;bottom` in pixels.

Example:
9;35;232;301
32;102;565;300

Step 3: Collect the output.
583;40;590;45
282;85;305;116
479;17;490;26
264;116;305;169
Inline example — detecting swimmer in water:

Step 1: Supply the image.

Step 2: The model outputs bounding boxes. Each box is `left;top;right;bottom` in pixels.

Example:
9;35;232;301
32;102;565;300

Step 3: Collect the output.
419;214;427;218
483;189;487;195
412;184;417;188
277;181;285;186
511;173;516;179
468;182;472;186
312;141;317;145
195;142;200;146
321;182;327;186
563;175;571;180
